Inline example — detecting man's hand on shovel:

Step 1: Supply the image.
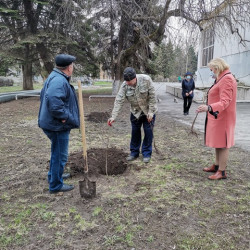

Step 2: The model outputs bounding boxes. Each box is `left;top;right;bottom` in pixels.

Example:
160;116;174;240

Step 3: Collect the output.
107;117;115;127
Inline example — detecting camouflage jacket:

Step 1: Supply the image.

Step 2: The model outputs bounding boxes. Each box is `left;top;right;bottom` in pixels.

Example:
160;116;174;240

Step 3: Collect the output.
111;74;158;120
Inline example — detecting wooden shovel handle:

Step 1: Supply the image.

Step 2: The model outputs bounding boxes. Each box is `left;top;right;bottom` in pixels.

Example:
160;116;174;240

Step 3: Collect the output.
77;80;88;173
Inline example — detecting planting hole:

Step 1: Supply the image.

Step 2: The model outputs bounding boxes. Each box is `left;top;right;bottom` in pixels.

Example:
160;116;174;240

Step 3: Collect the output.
67;147;128;176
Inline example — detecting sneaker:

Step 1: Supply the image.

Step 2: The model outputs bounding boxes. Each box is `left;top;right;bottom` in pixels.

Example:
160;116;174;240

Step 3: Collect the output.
62;173;71;179
49;184;74;194
143;157;151;163
48;173;71;183
126;155;139;161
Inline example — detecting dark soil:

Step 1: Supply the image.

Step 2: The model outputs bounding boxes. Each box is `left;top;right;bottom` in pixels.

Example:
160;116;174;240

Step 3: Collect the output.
68;147;128;176
86;111;110;123
0;96;249;250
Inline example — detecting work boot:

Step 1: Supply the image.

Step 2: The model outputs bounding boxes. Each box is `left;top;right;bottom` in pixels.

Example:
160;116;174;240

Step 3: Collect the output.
203;164;219;172
208;170;227;180
126;155;138;161
49;184;74;194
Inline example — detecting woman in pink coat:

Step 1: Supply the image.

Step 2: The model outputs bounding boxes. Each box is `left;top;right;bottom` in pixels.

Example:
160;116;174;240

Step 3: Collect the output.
196;58;237;180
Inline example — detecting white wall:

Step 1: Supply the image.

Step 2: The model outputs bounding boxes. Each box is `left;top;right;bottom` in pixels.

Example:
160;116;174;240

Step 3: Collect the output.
196;24;250;88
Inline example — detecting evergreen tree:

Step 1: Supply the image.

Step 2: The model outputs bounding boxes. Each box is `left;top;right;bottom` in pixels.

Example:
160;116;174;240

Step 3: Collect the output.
151;42;186;80
174;46;186;77
162;42;175;78
186;46;198;75
0;0;99;89
150;45;164;76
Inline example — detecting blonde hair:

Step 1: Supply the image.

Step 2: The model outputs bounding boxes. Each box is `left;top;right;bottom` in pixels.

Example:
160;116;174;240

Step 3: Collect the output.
208;58;229;75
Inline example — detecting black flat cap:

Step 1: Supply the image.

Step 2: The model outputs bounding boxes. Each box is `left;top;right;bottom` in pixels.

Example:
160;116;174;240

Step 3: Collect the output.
55;54;76;67
123;67;136;81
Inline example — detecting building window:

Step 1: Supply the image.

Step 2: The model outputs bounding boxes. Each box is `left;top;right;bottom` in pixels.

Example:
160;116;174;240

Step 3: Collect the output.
202;28;214;66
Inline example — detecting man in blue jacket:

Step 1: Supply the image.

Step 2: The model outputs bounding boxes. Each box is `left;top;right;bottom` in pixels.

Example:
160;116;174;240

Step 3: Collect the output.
38;54;80;193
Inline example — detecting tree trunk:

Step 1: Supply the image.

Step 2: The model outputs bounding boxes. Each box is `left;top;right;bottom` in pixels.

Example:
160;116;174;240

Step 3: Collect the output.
112;65;122;95
36;42;54;78
112;0;175;95
22;44;33;90
112;8;128;95
22;62;33;90
110;0;114;80
112;57;127;95
112;80;121;95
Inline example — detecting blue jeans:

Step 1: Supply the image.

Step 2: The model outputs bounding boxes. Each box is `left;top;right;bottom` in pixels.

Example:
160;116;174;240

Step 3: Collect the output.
43;129;70;192
130;113;155;158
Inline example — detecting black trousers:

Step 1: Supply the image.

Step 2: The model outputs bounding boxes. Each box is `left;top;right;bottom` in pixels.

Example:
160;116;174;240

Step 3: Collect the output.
183;96;193;113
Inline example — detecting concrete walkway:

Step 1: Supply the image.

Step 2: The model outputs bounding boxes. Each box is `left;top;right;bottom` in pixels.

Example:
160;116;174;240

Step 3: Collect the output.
154;82;250;152
0;90;41;103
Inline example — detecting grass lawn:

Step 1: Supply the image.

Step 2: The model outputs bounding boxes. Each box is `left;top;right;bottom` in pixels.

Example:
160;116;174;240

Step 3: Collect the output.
0;84;43;93
93;81;112;86
0;81;112;94
0;97;249;249
81;88;112;96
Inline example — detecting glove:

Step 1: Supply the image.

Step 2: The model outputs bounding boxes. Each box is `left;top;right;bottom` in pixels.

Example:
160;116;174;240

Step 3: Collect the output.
107;118;115;126
147;113;154;123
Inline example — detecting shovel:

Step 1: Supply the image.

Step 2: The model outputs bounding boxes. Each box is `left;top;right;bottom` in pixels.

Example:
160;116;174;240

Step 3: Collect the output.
77;80;96;198
189;112;199;137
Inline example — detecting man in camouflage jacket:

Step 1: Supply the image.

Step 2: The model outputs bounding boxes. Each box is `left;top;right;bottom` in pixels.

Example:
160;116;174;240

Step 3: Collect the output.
108;67;157;163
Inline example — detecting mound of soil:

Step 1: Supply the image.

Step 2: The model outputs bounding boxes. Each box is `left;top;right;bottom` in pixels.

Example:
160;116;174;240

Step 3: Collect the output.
86;111;110;123
67;147;128;176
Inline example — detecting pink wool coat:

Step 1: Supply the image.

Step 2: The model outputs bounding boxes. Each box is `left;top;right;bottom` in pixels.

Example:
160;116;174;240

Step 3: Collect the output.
205;69;237;148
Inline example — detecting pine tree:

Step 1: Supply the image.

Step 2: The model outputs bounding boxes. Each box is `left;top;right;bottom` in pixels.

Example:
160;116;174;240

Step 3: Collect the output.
186;46;198;75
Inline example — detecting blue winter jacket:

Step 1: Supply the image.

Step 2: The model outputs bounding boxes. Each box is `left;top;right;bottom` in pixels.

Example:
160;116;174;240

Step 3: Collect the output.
38;68;80;131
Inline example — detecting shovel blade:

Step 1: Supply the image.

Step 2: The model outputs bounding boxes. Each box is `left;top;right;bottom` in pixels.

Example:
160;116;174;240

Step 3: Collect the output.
79;178;96;198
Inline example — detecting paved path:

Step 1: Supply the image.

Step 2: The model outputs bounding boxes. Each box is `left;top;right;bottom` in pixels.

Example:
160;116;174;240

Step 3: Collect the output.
154;82;250;152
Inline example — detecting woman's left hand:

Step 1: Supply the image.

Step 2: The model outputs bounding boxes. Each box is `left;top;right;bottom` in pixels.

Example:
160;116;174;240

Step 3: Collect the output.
196;105;208;113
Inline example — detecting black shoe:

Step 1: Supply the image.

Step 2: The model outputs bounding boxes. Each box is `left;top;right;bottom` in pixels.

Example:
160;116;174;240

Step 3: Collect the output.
49;184;74;194
184;112;188;116
143;157;151;163
62;173;71;179
126;155;138;161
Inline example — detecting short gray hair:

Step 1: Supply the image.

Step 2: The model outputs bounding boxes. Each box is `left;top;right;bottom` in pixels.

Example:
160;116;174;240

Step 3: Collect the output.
55;65;69;70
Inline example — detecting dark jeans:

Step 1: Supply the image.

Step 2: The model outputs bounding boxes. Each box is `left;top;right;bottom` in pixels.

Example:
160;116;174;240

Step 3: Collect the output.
130;113;155;158
183;96;193;113
43;129;70;192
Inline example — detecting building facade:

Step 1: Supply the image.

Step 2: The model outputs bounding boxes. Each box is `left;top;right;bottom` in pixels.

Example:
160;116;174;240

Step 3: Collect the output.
196;24;250;88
